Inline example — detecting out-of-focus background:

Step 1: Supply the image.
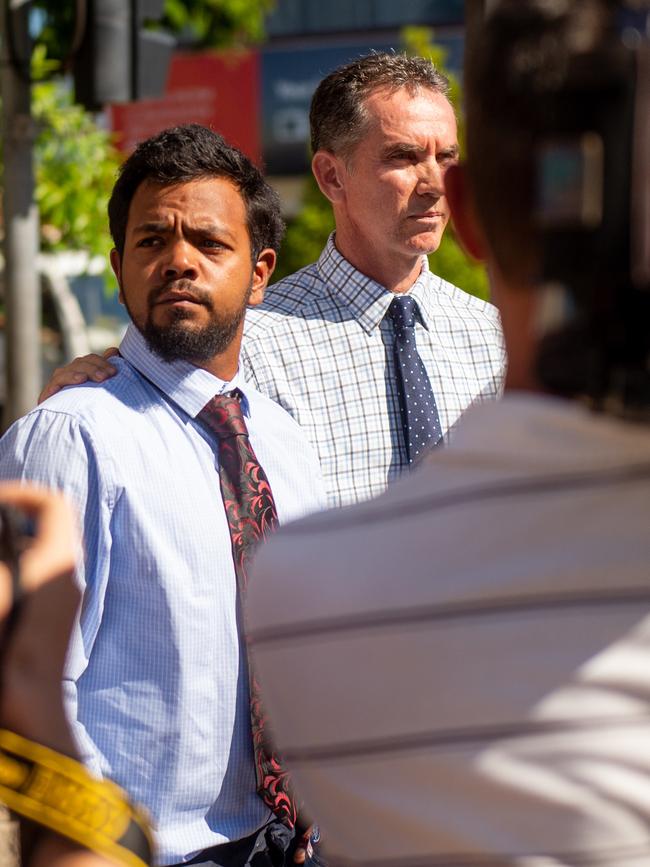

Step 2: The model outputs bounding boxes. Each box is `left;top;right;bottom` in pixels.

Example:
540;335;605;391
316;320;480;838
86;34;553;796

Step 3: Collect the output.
0;0;485;428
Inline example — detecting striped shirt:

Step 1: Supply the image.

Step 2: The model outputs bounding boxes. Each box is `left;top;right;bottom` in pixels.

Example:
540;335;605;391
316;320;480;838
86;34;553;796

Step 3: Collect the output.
0;325;326;865
242;234;506;508
248;394;650;866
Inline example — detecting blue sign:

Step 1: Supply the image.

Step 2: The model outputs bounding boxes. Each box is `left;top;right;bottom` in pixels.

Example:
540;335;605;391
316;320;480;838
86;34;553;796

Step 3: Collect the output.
262;34;464;175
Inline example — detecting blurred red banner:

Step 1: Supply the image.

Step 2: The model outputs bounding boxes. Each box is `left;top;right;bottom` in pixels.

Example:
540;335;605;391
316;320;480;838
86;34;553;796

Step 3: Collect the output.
108;51;261;165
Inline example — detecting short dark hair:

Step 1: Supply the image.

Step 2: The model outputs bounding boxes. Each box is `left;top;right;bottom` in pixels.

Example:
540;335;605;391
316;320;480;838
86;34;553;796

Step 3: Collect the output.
463;0;609;284
310;52;451;159
108;123;284;260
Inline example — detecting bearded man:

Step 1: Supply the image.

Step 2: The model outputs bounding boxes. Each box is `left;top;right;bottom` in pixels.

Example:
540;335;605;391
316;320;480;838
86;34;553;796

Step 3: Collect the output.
0;124;325;867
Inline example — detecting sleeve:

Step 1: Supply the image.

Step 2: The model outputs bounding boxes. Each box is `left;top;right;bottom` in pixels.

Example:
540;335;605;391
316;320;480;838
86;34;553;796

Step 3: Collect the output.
0;409;113;773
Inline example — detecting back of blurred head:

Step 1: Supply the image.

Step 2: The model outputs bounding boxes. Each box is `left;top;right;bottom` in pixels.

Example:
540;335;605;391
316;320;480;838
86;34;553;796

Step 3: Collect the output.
451;0;650;415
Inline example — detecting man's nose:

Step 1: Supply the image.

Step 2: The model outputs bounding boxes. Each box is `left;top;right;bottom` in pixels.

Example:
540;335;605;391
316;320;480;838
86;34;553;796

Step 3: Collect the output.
415;158;445;197
162;239;199;279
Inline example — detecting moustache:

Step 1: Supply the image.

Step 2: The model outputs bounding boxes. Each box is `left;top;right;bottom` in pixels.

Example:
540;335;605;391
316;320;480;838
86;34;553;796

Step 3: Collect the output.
148;279;213;308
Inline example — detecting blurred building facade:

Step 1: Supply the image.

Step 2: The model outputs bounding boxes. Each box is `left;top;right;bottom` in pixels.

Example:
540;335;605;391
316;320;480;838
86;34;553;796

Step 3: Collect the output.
109;0;465;194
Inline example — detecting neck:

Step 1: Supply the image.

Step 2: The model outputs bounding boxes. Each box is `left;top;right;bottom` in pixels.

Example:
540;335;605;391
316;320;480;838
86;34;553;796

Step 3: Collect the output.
193;350;239;382
490;267;542;394
333;228;423;294
191;321;245;382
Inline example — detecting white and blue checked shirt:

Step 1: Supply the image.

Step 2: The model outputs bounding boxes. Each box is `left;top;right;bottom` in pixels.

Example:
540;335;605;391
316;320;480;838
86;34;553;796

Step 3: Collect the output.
243;234;506;508
0;325;326;865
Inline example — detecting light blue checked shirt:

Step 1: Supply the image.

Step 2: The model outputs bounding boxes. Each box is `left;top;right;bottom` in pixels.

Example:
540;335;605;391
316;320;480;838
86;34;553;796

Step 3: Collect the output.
0;325;326;865
243;234;506;508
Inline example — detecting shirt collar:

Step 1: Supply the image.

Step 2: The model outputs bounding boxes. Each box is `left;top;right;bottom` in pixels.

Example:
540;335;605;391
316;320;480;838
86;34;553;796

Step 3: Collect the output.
119;324;251;419
317;233;431;334
407;260;435;332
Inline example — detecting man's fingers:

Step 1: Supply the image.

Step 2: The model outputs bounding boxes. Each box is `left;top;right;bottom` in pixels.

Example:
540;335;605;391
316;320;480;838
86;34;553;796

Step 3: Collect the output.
293;828;313;864
38;353;119;404
0;484;81;753
0;482;78;590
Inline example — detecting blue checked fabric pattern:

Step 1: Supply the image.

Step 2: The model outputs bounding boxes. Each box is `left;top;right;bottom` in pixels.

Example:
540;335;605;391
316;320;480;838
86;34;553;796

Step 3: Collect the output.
0;325;326;865
388;295;443;463
242;234;507;508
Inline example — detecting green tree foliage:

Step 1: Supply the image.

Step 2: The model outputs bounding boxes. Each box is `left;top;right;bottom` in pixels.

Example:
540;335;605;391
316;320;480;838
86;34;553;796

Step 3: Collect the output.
163;0;275;49
27;3;76;70
431;227;489;301
31;50;120;262
274;28;489;302
0;47;119;270
272;176;334;283
31;0;275;66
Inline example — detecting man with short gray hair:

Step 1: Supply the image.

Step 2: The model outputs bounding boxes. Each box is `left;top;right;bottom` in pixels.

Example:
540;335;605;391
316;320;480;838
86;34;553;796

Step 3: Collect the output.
242;52;505;507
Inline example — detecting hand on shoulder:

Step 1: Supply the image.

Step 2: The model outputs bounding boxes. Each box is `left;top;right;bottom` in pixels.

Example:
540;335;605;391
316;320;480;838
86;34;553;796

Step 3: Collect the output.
38;348;120;404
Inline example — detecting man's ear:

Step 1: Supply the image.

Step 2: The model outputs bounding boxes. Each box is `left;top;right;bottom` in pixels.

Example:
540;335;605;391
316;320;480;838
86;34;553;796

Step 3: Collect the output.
445;163;487;262
311;150;347;204
110;249;124;304
248;248;277;307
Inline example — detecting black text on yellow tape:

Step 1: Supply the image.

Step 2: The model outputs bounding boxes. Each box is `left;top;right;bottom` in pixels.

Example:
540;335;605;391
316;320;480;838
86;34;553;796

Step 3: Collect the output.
0;729;153;867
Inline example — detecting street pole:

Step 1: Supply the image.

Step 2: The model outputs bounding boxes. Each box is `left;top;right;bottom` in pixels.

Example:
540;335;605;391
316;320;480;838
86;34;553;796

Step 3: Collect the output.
1;0;41;429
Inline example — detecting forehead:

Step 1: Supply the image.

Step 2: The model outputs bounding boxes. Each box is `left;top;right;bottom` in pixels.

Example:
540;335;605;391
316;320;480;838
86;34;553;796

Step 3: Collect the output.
127;176;247;229
361;86;457;146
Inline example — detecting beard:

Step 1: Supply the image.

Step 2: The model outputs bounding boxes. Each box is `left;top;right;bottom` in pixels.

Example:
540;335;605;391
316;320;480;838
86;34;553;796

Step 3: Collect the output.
124;278;251;364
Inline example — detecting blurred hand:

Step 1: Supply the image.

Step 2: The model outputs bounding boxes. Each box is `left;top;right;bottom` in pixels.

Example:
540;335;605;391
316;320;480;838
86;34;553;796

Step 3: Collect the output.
293;826;314;864
0;485;118;865
0;483;79;755
294;824;326;865
38;348;120;403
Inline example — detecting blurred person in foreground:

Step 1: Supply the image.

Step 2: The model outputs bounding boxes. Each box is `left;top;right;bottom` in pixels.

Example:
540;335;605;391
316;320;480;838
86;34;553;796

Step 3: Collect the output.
0;483;152;867
40;52;505;509
0;125;326;866
246;0;650;864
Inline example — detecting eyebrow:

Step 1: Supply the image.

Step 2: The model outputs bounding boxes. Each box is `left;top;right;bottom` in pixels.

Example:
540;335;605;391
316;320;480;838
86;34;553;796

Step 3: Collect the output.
132;220;236;241
383;142;460;157
384;141;422;153
132;221;170;234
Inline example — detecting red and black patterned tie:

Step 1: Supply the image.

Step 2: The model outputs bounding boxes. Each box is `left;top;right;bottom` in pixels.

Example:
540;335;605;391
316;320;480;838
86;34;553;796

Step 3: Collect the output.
198;389;298;829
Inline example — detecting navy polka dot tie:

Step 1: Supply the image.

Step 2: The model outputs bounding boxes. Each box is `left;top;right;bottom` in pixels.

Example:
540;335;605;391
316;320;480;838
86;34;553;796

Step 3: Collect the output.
388;295;443;463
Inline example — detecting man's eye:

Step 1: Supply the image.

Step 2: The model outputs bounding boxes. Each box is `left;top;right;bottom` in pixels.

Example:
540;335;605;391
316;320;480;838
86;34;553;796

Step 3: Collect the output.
137;237;162;248
202;239;224;249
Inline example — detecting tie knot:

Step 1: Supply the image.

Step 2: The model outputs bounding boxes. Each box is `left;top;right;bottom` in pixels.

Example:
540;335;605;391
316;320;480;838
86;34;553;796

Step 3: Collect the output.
198;390;248;439
388;295;417;330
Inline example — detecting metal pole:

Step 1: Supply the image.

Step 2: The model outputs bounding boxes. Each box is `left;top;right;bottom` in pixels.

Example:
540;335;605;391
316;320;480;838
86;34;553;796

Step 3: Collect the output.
1;0;41;429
